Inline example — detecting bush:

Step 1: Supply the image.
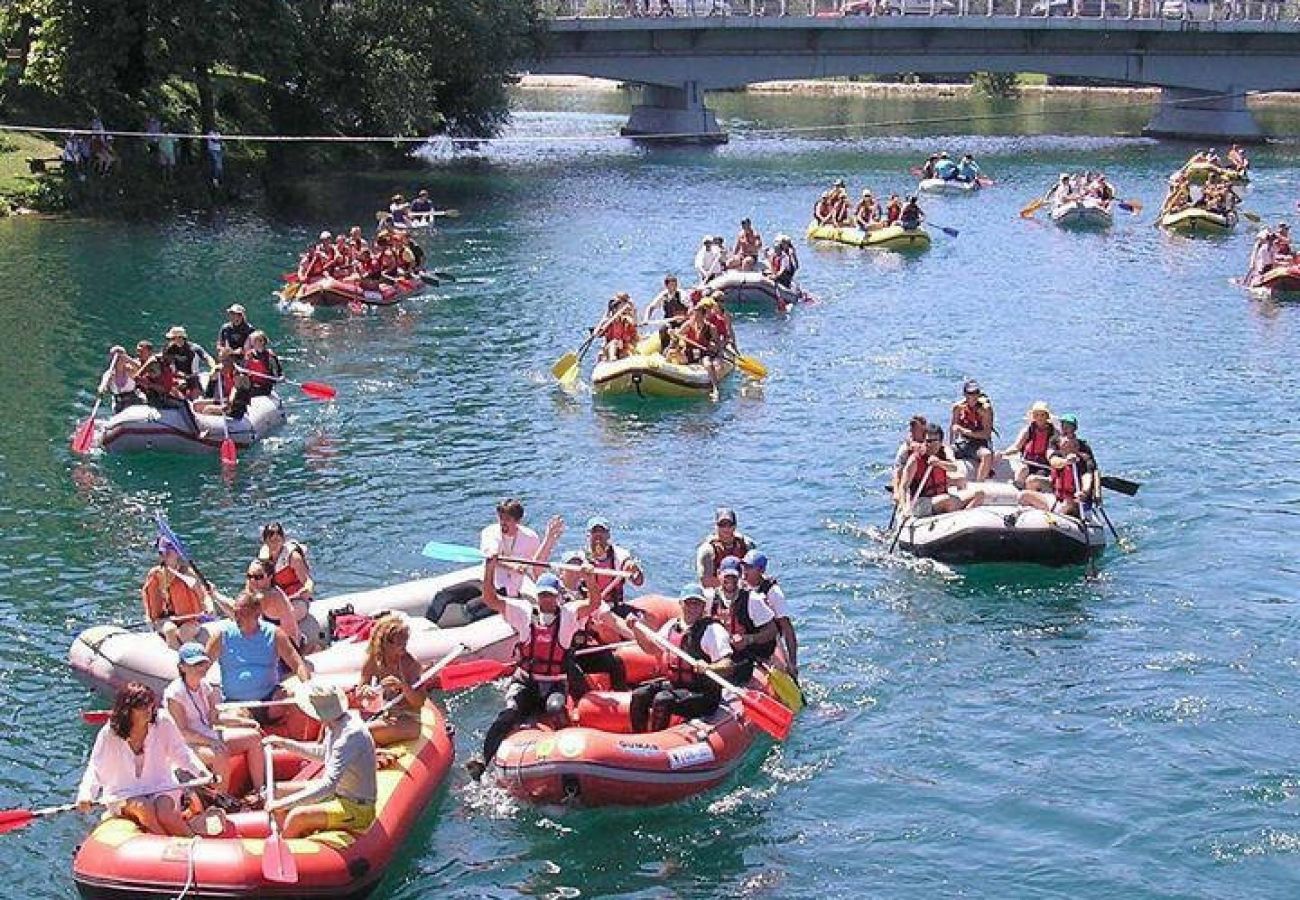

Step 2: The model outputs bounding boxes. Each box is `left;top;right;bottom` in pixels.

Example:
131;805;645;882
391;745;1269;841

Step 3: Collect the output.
971;72;1020;99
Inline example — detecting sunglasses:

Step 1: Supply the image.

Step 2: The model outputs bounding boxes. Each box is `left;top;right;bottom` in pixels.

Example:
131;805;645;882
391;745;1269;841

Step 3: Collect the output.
247;570;269;580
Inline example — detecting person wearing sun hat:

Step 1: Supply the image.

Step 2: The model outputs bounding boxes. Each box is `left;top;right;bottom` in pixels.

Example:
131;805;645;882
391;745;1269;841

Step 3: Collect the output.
161;324;216;400
465;557;601;781
1003;400;1057;490
216;303;255;360
263;681;383;838
695;507;756;590
626;583;735;733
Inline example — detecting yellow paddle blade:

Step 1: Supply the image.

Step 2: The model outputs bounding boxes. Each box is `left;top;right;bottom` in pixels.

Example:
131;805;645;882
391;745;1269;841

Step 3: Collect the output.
558;362;581;387
283;282;300;300
551;350;578;380
1241;210;1261;224
767;668;804;713
735;354;768;380
1019;198;1044;219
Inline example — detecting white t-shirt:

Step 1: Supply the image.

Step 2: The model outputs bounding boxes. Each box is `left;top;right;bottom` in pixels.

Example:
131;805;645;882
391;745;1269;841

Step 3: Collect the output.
479;523;542;596
163;677;222;742
501;596;587;650
758;582;789;620
708;587;775;630
695;245;722;280
657;619;731;664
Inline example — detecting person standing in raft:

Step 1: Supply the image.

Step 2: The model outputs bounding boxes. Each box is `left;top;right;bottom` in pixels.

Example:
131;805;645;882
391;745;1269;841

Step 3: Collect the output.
77;682;213;836
143;537;216;649
695;507;756;590
204;590;312;724
264;683;396;838
479;499;565;598
627;584;734;733
466;559;600;780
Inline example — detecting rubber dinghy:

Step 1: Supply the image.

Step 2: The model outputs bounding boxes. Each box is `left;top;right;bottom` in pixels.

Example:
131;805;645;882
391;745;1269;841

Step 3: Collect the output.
918;177;980;194
894;481;1105;566
706;270;802;313
805;221;931;251
97;394;285;455
592;332;735;400
73;702;453;900
1178;161;1249;185
1050;198;1114;229
291;274;424;308
1250;262;1300;297
493;646;790;806
1159;207;1237;235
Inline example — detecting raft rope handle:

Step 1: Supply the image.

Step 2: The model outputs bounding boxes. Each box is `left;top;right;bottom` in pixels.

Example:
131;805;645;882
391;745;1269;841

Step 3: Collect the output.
0;89;1259;145
173;835;202;900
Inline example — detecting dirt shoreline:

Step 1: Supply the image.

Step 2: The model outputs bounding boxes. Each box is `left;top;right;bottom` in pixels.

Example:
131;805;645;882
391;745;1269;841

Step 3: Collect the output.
516;74;1299;105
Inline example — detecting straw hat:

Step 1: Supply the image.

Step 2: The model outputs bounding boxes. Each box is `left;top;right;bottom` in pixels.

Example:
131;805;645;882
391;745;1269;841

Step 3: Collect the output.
1027;400;1052;419
296;681;349;722
166;326;187;339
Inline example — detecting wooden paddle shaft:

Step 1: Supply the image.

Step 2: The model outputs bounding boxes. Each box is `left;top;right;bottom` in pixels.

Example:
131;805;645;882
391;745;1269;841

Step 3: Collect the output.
635;622;741;697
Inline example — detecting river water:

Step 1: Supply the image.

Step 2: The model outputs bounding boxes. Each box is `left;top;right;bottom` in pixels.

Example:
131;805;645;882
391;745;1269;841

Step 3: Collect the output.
2;87;1300;898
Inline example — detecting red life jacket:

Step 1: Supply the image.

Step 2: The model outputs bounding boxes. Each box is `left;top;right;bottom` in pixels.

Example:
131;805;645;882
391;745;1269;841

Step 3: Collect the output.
603;318;637;345
910;448;949;497
156;359;177;394
706;534;752;579
1051;463;1077;502
585;545;624;604
516;611;567;681
666;617;717;689
215;368;236;400
1022;422;1055;464
706;311;730;342
955;400;985;434
268;541;309;599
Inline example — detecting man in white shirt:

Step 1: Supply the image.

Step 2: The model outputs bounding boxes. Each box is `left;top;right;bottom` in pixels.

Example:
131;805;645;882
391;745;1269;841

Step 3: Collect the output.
466;559;600;780
694;236;724;283
742;551;798;681
627;584;735;733
478;498;563;597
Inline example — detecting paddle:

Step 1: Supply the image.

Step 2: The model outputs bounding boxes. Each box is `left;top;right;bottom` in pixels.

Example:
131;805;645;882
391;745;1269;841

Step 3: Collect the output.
761;663;804;713
1019;197;1047;219
368;645;480;703
1242;210;1262;224
70;396;102;455
552;312;615;384
976;176;995;187
677;334;767;380
573;640;635;658
234;367;336;401
155;513;216;593
262;743;298;883
930;223;960;238
1013;455;1139;496
1076;463;1099;580
419;541;632;581
0;775;212;836
634;621;793;741
1117;199;1143;214
434;658;513;691
889;465;932;554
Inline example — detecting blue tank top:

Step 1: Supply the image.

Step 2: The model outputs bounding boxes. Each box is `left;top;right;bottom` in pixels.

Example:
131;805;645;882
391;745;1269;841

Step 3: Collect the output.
219;620;279;701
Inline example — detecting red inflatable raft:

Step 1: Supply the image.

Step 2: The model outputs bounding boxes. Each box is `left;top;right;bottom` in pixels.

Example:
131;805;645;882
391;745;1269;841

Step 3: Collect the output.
493;651;785;807
1254;262;1300;295
290;274;424;308
72;702;452;899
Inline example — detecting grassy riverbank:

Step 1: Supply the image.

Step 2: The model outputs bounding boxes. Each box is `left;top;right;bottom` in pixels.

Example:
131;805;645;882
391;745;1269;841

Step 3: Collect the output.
0;132;61;214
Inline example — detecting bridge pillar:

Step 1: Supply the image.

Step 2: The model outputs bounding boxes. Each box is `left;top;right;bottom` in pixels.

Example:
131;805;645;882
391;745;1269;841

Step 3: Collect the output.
620;82;727;145
1143;88;1266;144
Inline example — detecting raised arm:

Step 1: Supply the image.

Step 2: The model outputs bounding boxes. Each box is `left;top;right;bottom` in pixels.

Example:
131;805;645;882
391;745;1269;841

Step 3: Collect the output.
479;557;506;615
275;627;312;683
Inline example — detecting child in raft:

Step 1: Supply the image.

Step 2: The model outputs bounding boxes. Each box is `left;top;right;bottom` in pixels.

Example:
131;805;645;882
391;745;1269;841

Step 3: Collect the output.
597;294;639;362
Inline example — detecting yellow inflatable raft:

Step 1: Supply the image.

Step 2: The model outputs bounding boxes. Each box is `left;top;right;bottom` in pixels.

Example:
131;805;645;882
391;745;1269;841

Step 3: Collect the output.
805;221;931;251
591;333;735;400
1159;207;1237;235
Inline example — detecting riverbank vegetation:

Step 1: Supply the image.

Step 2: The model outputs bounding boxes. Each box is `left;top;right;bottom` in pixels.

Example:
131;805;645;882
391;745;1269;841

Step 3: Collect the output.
0;0;543;213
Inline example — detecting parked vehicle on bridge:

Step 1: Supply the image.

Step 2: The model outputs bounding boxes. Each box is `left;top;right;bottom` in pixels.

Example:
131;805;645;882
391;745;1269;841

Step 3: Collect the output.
1029;0;1124;14
1159;0;1214;18
885;0;957;13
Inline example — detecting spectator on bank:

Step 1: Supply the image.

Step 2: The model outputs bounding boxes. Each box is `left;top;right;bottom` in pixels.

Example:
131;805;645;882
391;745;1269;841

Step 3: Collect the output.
206;131;225;187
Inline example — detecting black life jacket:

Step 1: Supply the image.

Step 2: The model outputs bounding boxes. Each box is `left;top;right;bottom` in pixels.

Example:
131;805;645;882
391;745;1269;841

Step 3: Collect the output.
728;588;776;662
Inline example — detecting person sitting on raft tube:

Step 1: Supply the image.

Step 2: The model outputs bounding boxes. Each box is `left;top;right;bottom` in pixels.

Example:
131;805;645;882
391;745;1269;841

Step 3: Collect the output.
409;189;433;214
1003;401;1057;490
564;518;645;698
895;424;985;518
1226;143;1249;174
597;293;639;362
853;190;881;231
933;152;958;181
950;379;996;483
665;302;725;399
241;331;282;398
764;235;799;295
217;304;254;361
695;506;756;589
1160;174;1192;218
297;231;335;283
741;550;799;682
466;559;601;780
1018;415;1096;519
708;558;778;685
695;237;725;283
892;415;928;493
627;584;734;734
885;193;903;225
204;589;312;725
388;193;410;227
812;190;836;226
142;536;216;649
98;344;143;413
264;682;396;838
257;521;316;648
162;326;215;400
479;499;564;598
356;612;428;746
956;154;980;183
898;196;924;230
730;217;763;270
921;153;939;180
77;681;214;837
165;642;265;803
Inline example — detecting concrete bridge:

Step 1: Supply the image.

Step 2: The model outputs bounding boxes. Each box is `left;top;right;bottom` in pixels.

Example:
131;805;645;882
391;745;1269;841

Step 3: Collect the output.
530;3;1300;142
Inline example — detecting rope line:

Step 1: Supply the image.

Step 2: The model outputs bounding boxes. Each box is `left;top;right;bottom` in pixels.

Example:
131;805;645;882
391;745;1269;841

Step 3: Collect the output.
0;89;1259;145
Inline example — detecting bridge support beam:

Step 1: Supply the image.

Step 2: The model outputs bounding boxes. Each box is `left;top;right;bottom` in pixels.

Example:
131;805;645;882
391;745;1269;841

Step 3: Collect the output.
1143;88;1266;144
620;83;727;145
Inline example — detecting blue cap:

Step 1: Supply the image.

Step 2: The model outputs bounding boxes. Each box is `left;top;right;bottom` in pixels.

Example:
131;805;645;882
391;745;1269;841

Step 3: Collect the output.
156;537;179;555
586;516;610;533
680;583;707;602
534;573;563;595
719;557;742;575
742;550;768;571
178;642;210;665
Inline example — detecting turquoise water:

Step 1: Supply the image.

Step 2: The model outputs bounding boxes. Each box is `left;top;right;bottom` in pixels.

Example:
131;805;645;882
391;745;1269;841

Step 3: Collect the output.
2;88;1300;897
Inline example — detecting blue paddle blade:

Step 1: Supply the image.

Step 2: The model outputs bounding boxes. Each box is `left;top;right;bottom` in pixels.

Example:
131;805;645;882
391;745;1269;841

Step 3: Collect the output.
420;541;486;564
155;513;193;562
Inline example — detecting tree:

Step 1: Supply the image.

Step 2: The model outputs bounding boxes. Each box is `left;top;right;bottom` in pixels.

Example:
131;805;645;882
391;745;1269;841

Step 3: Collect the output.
970;71;1020;99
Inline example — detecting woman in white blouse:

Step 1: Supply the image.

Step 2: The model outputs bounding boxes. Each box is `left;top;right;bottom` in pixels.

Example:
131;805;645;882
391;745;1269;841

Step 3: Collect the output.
77;682;211;836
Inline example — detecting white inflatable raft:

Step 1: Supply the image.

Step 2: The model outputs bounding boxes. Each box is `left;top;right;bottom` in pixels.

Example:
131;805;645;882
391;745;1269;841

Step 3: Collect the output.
68;566;516;698
918;177;980;194
1050;198;1114;229
97;394;286;455
706;270;801;313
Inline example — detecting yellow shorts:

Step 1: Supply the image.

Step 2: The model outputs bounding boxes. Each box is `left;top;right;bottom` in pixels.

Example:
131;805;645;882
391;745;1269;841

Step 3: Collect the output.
319;796;376;832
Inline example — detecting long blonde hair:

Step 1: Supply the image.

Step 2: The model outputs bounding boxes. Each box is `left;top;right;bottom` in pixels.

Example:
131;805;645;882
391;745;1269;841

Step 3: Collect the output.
364;612;410;670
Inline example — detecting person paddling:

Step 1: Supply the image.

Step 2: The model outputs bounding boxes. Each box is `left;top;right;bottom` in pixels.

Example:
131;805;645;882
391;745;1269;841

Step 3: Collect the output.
741;550;798;683
142;537;216;649
465;560;600;781
895;424;984;518
695;507;756;589
98;345;143;413
709;558;777;685
1003;401;1057;490
479;499;564;598
898;196;925;231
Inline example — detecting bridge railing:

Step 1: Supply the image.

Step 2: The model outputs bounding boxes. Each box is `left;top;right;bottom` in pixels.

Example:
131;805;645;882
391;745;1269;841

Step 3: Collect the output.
542;0;1298;22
